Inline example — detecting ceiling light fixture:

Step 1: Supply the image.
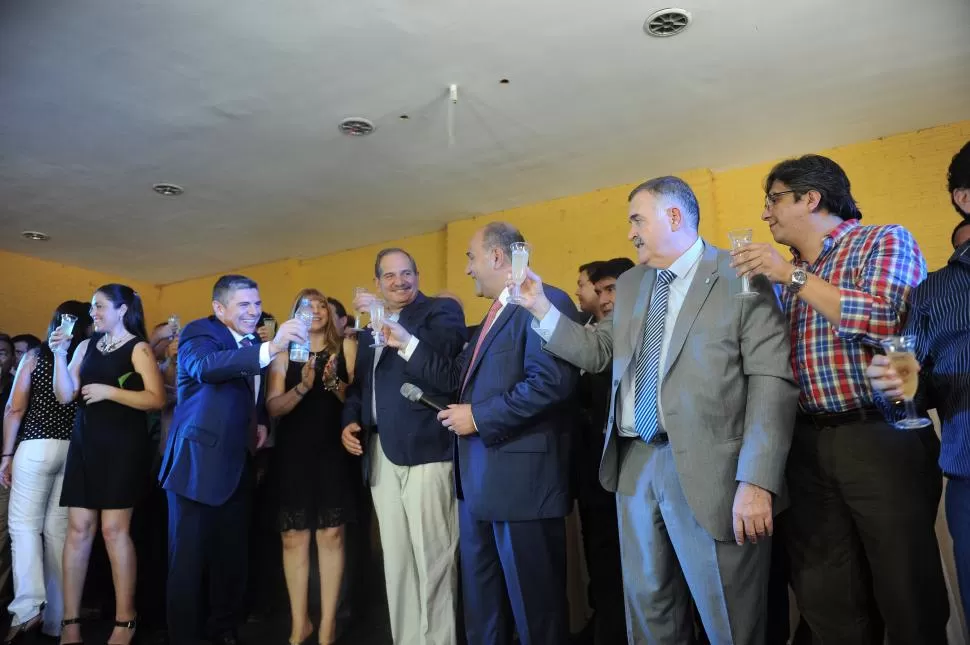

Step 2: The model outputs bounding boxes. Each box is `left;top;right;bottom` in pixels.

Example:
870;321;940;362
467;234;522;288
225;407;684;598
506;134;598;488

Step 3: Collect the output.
644;8;692;37
152;183;184;196
338;117;376;136
21;230;50;241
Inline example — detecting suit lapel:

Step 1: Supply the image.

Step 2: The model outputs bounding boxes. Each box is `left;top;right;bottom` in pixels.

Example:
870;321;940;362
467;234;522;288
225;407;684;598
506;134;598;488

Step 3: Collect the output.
461;302;515;389
628;266;655;355
662;243;719;379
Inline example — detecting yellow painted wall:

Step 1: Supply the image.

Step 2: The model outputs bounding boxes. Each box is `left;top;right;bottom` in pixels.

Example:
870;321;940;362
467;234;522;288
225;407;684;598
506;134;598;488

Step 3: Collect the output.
0;250;158;337
153;229;447;323
2;121;967;330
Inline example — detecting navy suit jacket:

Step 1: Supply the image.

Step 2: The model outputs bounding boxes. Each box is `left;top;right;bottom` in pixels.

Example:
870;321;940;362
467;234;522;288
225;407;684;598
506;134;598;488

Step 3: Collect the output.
342;292;466;469
159;316;268;506
405;285;581;522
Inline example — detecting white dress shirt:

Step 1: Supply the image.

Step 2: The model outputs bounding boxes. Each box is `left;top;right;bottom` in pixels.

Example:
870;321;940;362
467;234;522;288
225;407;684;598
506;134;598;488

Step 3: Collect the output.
227;326;272;404
534;238;704;437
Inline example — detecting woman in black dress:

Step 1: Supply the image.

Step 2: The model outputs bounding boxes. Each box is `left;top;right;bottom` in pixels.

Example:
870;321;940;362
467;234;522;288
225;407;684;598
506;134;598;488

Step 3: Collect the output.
266;288;357;645
50;284;165;645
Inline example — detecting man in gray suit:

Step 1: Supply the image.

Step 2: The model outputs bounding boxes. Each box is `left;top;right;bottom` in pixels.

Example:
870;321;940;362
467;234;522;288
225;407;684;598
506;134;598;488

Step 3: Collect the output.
516;176;798;645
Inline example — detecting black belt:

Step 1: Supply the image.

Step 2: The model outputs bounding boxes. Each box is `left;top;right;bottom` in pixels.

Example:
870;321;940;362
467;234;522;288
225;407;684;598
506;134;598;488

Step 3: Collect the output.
797;407;880;429
617;432;669;446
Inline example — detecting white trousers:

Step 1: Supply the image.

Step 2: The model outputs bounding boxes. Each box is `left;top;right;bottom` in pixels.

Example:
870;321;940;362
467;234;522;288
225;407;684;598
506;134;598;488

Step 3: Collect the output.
370;435;459;645
7;439;69;636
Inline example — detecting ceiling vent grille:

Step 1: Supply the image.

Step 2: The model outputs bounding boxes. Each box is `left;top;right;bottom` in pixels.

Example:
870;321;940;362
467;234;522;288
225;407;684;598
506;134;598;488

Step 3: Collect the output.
338;117;376;136
644;8;692;37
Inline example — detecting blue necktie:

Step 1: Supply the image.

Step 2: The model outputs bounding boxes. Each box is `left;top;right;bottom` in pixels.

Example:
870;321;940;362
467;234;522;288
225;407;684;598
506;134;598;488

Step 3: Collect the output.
634;269;676;443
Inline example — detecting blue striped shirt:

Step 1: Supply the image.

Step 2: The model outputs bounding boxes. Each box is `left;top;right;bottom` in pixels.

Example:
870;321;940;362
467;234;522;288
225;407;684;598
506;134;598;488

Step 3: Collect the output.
875;242;970;478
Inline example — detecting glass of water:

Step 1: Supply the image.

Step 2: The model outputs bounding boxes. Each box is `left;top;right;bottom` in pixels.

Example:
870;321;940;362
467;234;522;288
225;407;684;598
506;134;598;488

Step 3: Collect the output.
369;299;386;348
167;314;181;339
509;242;531;304
728;228;758;298
60;314;78;336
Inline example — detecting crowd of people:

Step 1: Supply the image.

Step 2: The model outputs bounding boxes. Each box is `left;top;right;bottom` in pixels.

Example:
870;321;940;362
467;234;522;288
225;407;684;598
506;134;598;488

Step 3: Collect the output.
0;140;968;645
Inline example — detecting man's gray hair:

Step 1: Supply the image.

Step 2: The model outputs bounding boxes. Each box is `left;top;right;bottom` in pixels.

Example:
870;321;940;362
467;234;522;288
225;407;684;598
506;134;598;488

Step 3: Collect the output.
628;176;700;230
481;222;525;263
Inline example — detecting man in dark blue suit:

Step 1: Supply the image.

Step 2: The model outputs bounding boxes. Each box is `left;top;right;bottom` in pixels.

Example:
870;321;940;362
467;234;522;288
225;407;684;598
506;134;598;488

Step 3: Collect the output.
340;248;467;645
159;275;304;645
384;223;580;645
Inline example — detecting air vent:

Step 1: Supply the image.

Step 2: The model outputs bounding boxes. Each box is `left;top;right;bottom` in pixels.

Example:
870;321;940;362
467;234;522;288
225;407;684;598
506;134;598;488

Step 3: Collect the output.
152;183;184;196
21;231;50;241
338;117;376;136
644;8;692;37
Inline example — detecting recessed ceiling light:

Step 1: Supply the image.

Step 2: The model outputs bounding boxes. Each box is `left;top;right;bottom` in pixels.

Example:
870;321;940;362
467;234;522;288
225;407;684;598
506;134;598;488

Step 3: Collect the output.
153;183;184;196
21;230;50;241
338;117;376;136
644;8;692;37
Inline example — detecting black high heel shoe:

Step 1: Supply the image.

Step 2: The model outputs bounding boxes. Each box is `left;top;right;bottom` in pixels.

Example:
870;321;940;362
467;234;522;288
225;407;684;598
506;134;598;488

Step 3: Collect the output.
107;617;136;645
59;616;84;645
3;613;42;645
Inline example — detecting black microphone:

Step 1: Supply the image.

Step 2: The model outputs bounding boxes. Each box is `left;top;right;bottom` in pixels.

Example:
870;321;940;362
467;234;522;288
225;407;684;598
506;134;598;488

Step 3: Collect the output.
400;383;447;413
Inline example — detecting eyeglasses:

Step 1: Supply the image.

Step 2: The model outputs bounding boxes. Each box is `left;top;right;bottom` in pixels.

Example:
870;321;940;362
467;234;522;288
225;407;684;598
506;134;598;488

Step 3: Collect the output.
764;190;795;209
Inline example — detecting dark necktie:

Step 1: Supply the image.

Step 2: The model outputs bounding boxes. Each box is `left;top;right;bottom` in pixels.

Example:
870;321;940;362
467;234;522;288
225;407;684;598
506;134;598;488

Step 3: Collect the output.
239;335;258;453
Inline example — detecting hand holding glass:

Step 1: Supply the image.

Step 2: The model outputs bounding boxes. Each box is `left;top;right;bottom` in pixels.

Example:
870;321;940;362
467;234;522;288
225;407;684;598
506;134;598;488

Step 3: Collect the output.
509;242;531;304
879;336;931;429
728;229;758;297
369;299;386;348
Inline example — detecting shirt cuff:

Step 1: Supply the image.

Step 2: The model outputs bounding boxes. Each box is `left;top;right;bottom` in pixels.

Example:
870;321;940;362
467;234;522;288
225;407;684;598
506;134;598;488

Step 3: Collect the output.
471;406;479;433
258;341;272;368
398;335;420;361
530;306;561;342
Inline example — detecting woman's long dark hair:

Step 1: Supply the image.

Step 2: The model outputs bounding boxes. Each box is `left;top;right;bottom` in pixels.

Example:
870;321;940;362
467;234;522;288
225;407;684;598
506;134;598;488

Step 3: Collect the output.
95;284;148;341
42;300;94;362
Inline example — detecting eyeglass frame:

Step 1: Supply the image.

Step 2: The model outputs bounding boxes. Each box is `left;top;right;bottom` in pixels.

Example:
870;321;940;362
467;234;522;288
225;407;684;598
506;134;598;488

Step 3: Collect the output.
764;190;796;209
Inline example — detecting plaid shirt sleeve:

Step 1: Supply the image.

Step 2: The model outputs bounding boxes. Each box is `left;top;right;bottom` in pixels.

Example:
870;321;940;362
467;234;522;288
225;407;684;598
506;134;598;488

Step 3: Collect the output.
835;225;927;348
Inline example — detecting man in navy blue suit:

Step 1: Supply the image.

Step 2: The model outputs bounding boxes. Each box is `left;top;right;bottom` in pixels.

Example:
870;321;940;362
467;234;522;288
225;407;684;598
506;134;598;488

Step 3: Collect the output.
339;248;467;645
159;275;304;645
383;223;581;645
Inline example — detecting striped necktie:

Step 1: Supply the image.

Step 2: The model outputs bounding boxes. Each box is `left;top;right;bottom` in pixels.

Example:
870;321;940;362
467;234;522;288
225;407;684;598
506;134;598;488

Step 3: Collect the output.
634;269;676;443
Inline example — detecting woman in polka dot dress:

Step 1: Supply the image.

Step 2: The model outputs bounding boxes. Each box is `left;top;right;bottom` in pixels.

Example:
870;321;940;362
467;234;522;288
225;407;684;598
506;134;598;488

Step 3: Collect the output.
0;301;92;642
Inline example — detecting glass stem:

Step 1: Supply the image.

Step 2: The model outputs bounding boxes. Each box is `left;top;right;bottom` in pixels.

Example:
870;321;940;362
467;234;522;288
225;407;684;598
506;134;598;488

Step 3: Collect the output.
904;398;920;422
741;274;751;293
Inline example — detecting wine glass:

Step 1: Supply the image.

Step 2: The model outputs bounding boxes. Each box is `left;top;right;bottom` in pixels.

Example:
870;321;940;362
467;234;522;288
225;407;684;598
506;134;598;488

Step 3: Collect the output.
879;336;931;429
728;229;758;298
348;287;367;332
509;242;531;304
369;299;386;348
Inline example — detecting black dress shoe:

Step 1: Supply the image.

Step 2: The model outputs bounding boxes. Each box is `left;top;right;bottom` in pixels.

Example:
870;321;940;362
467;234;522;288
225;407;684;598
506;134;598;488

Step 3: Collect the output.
212;633;241;645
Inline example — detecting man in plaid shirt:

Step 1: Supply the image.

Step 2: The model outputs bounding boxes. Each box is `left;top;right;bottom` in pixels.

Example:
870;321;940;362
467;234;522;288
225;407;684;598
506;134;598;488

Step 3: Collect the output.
732;154;948;645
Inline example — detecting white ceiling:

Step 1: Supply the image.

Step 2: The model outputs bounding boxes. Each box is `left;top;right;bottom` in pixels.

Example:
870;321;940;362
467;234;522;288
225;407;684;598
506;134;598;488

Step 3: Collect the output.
2;0;969;283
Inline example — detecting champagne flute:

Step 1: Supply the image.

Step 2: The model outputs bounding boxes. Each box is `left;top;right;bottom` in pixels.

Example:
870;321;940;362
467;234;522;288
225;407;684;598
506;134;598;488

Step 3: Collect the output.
349;287;367;331
728;228;758;298
879;336;931;429
509;242;531;304
369;299;386;348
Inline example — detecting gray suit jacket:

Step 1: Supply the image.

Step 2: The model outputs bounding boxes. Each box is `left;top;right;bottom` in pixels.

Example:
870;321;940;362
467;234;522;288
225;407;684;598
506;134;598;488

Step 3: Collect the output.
542;242;798;542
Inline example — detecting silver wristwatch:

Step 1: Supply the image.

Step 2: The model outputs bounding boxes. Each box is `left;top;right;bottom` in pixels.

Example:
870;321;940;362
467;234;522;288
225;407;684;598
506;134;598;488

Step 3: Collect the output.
789;267;808;293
